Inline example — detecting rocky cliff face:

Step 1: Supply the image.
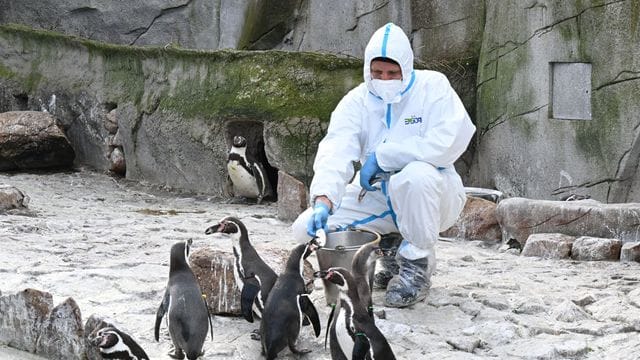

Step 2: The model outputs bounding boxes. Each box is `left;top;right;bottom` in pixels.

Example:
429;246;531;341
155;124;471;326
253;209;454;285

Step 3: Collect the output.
1;0;638;203
472;0;640;202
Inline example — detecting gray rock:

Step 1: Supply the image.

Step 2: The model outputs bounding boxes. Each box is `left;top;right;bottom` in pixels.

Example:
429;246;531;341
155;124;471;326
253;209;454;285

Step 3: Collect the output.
572;294;596;307
620;242;640;263
276;170;307;222
445;336;483;353
440;196;502;242
35;297;84;360
0;185;30;210
189;246;315;316
551;299;591;322
0;289;53;353
108;147;126;176
521;233;575;259
83;315;115;360
496;198;640;245
571;236;622;261
0;111;75;170
104;109;118;134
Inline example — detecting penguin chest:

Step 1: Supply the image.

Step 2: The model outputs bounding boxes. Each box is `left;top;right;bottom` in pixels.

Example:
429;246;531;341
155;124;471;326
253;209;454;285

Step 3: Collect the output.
334;308;355;358
227;161;260;197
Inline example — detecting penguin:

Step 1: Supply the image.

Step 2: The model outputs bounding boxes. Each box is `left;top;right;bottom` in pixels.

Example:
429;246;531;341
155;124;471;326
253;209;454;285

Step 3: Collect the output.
323;238;381;353
88;325;150;360
204;216;277;323
154;239;213;360
260;240;321;359
226;135;273;204
350;238;382;318
314;267;396;360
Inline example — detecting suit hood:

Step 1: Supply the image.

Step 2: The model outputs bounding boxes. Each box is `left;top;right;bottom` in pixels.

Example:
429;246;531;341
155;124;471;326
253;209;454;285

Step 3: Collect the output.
364;23;415;99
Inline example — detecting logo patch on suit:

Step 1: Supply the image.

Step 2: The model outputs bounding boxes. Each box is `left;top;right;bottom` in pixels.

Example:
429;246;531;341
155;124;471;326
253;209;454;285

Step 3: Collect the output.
404;115;422;125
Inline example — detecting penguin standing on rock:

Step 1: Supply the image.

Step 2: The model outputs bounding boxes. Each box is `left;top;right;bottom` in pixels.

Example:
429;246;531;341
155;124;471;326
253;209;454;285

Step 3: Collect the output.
314;267;396;360
204;216;277;323
88;326;149;360
226;135;273;204
155;239;213;360
260;240;322;359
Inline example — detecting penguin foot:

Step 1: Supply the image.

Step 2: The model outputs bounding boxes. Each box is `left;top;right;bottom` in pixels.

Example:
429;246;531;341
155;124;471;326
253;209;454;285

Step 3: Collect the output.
168;347;185;360
290;346;312;354
226;196;250;204
250;329;261;341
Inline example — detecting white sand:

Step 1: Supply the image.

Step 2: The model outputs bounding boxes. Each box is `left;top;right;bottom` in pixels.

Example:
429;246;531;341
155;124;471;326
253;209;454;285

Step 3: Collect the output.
1;169;639;359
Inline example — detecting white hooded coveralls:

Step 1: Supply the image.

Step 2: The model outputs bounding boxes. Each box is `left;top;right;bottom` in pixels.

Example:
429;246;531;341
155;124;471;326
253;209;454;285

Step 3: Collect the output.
292;23;476;269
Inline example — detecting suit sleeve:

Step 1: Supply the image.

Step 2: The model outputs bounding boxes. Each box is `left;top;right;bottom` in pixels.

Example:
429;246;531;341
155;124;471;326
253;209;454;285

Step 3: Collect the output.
309;88;364;207
376;75;475;171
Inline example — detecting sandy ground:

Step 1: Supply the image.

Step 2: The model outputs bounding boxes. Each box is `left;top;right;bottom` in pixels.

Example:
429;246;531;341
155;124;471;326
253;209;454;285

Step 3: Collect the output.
1;169;640;360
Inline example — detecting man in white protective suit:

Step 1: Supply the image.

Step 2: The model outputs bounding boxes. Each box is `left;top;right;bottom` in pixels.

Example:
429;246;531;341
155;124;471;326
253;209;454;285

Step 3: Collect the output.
292;23;476;307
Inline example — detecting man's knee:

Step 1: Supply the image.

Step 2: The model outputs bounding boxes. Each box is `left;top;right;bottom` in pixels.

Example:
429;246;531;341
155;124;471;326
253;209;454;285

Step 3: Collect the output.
390;162;444;193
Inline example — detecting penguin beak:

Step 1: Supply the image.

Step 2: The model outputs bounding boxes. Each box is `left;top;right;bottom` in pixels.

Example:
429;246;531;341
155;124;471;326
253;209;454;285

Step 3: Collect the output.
204;222;222;235
313;270;329;279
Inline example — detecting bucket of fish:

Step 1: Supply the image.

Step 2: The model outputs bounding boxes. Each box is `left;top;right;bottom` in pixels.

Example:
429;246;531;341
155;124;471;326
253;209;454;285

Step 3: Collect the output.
316;229;381;305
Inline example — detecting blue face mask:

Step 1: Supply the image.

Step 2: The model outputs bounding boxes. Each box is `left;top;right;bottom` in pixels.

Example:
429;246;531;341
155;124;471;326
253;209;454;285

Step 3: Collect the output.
370;79;403;103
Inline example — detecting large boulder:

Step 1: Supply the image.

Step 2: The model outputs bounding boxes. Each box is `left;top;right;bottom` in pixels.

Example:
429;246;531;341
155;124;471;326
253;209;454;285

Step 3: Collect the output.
276;170;308;222
35;297;85;359
0;185;30;211
440;196;501;242
190;246;315;316
496;197;640;245
0;111;75;170
0;288;53;353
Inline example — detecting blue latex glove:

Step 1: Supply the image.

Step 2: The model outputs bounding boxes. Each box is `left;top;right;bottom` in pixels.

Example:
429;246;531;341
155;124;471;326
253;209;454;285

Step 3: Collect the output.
307;202;330;237
359;152;383;191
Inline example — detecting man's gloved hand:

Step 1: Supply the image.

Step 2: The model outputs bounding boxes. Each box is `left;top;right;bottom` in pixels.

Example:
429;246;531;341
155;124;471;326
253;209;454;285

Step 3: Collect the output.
359;152;383;191
307;202;330;237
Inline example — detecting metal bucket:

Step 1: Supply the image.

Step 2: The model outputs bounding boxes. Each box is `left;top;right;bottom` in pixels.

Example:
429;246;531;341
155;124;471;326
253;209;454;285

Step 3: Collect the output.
316;229;381;305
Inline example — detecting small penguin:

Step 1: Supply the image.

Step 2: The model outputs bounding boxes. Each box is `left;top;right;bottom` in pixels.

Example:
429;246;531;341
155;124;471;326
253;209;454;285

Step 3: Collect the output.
314;267;396;360
88;326;150;360
227;135;273;204
260;240;321;359
154;239;212;360
204;216;277;323
350;238;382;318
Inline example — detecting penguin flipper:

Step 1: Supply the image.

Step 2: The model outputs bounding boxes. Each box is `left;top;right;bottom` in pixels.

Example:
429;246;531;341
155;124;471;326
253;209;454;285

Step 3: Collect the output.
250;162;269;203
202;293;214;341
154;289;170;341
324;304;337;349
299;294;321;337
240;278;261;323
352;333;372;360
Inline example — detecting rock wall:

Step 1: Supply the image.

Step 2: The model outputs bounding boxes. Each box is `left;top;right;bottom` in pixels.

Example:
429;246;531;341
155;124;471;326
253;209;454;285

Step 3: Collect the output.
471;0;640;202
0;0;484;140
5;0;639;204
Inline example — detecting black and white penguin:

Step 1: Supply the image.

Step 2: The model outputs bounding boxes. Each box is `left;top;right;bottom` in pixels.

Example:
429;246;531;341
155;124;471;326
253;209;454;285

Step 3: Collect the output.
154;239;212;360
314;267;396;360
204;216;278;323
227;135;273;204
260;240;321;359
350;238;382;318
88;326;150;360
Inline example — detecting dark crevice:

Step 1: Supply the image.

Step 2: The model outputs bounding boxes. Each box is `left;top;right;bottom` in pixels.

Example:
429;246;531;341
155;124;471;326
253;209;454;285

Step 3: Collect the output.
413;16;471;32
552;178;624;196
346;1;390;32
128;1;192;46
484;0;625;71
